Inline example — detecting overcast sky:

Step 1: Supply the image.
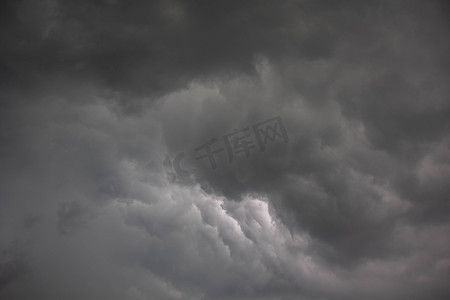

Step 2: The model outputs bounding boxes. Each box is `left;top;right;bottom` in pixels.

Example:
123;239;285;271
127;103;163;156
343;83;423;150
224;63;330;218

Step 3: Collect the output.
1;1;450;299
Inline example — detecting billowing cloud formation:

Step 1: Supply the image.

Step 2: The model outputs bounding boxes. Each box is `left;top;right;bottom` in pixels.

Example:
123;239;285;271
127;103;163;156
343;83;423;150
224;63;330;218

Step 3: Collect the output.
1;0;450;299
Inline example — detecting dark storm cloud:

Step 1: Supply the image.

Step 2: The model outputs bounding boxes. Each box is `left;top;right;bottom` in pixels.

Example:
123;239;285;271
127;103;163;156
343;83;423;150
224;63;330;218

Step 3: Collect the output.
157;0;450;285
1;0;450;299
0;0;353;102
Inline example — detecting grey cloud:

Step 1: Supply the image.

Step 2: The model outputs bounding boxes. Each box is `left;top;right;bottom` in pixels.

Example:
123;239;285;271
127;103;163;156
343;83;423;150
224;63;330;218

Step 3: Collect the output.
0;0;354;103
0;241;31;291
1;0;450;299
154;0;450;267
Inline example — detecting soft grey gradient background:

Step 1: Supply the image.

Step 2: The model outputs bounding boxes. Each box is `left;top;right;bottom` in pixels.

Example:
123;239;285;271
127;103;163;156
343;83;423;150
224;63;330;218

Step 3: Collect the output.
1;1;449;299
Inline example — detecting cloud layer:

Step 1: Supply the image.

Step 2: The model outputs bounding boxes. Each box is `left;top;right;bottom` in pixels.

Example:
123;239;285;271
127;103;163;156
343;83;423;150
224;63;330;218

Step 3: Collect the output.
1;1;450;299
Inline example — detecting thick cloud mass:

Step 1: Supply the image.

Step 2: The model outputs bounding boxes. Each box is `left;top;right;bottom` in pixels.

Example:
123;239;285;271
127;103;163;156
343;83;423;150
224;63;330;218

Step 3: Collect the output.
1;1;450;299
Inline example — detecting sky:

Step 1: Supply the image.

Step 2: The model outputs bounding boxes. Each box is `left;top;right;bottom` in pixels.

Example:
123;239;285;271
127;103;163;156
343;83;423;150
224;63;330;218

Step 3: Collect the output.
0;1;450;299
